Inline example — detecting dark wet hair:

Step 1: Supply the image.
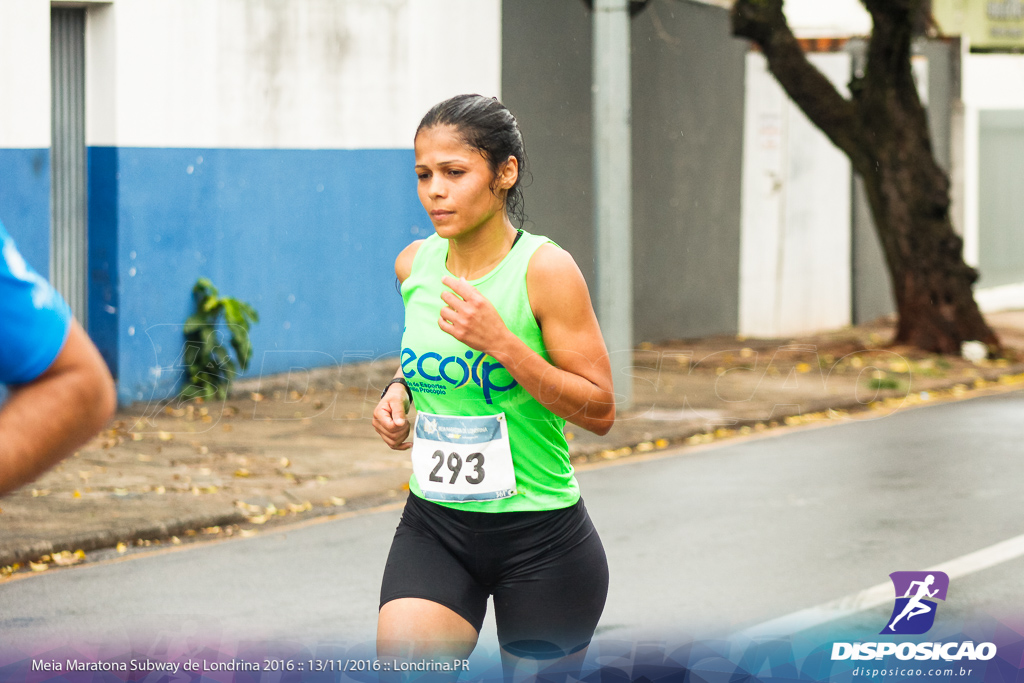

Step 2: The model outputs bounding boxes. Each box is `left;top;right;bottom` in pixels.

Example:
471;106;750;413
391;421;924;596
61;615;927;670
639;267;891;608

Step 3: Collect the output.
416;94;528;226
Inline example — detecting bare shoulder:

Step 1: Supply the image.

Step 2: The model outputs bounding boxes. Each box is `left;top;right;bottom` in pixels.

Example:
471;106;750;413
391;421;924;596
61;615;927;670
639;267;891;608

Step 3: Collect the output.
525;242;592;322
395;239;426;283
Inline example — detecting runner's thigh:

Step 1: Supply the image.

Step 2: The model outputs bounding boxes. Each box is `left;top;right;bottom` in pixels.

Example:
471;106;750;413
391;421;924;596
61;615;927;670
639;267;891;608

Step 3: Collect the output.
492;524;609;659
380;508;490;632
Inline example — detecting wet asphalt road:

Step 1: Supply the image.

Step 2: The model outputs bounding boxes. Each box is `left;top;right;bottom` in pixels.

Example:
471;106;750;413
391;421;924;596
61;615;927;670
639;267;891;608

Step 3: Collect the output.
2;390;1023;654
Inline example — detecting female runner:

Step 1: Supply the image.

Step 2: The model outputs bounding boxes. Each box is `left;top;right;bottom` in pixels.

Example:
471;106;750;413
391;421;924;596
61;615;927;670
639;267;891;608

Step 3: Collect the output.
372;94;615;675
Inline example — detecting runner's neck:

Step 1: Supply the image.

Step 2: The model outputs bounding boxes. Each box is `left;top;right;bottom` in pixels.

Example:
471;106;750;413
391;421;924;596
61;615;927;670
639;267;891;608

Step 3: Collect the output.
445;225;522;281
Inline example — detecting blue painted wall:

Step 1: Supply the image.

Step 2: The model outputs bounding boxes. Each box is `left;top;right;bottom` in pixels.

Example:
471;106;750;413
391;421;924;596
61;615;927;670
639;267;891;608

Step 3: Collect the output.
88;147;119;377
95;147;428;405
0;149;50;278
0;149;48;405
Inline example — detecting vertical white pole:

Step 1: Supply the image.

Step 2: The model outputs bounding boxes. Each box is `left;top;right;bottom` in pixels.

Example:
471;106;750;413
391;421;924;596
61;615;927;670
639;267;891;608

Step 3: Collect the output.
593;0;633;410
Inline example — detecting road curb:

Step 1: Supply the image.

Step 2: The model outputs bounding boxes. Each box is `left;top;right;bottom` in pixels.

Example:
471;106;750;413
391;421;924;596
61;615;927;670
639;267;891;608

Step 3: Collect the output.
0;511;246;568
568;365;1024;463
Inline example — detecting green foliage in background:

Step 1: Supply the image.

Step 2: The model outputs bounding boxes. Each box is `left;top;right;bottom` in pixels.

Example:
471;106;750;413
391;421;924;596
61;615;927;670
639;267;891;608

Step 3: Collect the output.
181;277;259;401
865;376;902;391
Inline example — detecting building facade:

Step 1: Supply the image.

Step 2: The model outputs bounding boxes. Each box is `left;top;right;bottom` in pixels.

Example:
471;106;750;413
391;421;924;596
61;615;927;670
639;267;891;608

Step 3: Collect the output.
5;0;1008;405
1;0;500;404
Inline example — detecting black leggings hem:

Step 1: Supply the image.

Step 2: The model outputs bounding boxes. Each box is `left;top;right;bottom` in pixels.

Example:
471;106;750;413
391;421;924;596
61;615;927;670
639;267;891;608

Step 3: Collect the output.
379;594;484;634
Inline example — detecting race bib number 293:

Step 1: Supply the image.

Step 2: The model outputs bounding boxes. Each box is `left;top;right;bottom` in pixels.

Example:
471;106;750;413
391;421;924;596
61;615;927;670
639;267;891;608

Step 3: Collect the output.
411;411;517;502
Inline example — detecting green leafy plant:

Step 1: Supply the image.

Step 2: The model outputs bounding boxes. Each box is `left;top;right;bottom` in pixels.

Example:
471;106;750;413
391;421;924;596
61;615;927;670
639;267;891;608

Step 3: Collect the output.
181;277;259;400
865;376;902;391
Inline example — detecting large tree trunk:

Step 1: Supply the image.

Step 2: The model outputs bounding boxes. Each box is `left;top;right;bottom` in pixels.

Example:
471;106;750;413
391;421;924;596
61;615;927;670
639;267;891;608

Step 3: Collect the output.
733;0;999;355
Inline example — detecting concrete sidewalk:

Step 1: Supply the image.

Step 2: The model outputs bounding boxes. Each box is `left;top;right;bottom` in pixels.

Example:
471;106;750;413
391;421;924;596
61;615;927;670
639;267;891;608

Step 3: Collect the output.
3;312;1024;573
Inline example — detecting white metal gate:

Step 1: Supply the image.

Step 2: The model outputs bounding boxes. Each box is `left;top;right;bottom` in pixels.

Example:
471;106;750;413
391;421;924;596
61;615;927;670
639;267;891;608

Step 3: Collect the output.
739;51;852;338
977;110;1024;289
50;8;87;324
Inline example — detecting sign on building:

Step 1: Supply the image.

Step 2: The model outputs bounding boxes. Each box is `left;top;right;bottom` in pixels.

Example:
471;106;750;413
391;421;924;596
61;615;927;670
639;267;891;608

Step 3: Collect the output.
934;0;1024;49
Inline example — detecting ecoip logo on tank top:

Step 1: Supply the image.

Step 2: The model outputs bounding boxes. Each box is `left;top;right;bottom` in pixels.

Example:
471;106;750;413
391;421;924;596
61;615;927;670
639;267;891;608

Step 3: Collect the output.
831;571;997;663
401;347;517;404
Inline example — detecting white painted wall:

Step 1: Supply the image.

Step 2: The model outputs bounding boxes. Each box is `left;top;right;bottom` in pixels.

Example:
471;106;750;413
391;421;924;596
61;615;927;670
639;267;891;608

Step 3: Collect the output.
409;0;501;138
783;0;872;38
739;52;852;338
0;0;49;148
688;0;873;36
84;0;501;149
84;4;116;150
961;53;1024;312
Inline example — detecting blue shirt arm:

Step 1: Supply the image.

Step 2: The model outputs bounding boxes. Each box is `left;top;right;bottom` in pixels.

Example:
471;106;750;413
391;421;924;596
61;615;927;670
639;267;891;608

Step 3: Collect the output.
0;223;74;385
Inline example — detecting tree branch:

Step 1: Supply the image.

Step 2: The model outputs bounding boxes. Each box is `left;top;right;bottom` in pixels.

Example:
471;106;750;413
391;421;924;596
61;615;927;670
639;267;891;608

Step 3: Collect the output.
861;0;919;97
732;0;867;168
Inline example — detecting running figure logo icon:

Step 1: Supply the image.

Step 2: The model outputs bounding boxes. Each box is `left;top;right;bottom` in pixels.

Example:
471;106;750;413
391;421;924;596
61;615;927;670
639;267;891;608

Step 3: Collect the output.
882;571;950;635
422;415;439;436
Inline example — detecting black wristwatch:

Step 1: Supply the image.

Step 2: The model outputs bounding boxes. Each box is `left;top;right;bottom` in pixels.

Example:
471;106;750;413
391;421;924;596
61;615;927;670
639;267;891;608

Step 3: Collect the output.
381;377;414;404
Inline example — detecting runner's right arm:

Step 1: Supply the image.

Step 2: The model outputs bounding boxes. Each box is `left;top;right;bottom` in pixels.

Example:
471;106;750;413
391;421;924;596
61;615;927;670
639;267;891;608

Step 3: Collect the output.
374;367;412;450
372;240;424;450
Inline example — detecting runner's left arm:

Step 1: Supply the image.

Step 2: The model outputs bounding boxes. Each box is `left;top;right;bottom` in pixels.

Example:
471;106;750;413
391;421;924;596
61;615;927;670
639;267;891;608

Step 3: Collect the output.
0;320;117;495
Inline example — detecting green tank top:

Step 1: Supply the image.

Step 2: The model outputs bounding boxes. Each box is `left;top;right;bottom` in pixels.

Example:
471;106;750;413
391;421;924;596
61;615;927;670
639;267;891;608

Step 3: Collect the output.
399;229;580;512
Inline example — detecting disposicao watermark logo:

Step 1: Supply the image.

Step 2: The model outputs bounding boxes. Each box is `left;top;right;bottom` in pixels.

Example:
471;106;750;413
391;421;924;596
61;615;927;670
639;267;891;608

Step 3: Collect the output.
830;570;998;663
882;571;949;635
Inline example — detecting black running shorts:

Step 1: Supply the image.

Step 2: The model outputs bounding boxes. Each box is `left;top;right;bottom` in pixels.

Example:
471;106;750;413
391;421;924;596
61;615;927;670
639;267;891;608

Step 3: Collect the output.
379;493;609;659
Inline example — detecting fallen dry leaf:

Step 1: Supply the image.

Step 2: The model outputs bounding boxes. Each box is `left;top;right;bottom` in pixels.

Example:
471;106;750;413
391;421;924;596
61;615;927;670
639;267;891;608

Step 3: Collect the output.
235;500;263;514
51;550;85;567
